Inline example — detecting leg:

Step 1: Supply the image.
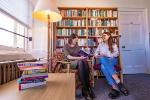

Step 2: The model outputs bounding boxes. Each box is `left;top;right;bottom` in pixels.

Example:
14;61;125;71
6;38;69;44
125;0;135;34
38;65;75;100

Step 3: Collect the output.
99;57;117;86
100;64;116;86
100;57;117;76
77;60;95;99
77;60;89;90
82;60;95;98
100;57;129;96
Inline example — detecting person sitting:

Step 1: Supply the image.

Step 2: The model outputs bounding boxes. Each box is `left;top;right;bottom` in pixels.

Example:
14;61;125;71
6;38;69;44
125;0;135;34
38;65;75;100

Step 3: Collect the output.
94;32;129;99
63;33;95;100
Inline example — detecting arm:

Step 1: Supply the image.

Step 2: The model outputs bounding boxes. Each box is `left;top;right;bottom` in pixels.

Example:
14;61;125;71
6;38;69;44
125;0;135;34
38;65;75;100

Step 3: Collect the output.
107;44;119;57
67;55;85;60
63;45;86;60
94;44;101;58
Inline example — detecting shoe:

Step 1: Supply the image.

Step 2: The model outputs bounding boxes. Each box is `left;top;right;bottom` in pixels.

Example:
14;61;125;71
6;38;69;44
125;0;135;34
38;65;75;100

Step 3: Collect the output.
108;89;120;99
82;88;92;100
88;87;96;99
117;82;129;96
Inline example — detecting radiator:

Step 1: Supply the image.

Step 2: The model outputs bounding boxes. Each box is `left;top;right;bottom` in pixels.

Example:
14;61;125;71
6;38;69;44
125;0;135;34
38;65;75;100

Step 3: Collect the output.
0;59;37;85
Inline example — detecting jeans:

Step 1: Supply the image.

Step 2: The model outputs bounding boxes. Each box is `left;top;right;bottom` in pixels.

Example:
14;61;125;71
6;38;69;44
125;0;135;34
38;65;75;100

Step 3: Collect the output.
99;56;118;86
77;60;90;90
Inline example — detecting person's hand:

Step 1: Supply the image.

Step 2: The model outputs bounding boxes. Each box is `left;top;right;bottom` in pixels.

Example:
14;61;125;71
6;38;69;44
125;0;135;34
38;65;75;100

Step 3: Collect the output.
100;53;107;57
79;56;87;60
94;55;101;58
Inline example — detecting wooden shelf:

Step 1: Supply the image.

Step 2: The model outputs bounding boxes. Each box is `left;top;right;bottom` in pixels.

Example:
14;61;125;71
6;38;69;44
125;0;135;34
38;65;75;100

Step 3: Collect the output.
62;16;86;19
88;17;118;20
56;36;86;38
88;36;100;38
88;26;118;28
87;7;117;10
88;46;97;48
88;35;120;38
58;7;117;10
56;46;88;48
57;26;86;29
58;7;87;10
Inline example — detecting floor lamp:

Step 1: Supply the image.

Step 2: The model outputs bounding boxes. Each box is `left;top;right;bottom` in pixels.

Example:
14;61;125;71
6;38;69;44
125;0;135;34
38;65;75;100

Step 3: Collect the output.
32;0;62;72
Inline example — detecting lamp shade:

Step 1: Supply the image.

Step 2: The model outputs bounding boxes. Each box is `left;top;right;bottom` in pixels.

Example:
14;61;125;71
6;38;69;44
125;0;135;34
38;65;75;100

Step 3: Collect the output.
33;0;62;22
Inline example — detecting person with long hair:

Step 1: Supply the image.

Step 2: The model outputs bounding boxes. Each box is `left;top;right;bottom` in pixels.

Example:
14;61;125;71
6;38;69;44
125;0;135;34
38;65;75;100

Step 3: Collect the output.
94;32;129;99
63;34;95;100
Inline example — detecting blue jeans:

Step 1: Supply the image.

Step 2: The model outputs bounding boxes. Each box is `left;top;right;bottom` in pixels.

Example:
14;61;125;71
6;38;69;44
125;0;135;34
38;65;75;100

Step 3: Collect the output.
99;56;118;86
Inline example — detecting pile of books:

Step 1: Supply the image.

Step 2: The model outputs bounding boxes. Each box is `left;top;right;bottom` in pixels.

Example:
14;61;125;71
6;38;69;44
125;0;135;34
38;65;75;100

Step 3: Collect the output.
17;61;48;90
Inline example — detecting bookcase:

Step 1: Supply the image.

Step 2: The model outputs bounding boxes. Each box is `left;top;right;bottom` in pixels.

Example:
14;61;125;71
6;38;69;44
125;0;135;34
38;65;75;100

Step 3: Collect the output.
55;7;119;53
55;7;123;81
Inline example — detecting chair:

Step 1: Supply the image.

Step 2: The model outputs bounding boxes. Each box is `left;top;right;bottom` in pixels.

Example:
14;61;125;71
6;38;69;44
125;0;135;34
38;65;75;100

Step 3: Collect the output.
51;49;95;88
92;56;123;82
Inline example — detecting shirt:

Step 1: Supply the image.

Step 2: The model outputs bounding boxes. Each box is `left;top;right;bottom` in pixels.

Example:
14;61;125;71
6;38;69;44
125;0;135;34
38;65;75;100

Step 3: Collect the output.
94;42;119;58
63;43;80;60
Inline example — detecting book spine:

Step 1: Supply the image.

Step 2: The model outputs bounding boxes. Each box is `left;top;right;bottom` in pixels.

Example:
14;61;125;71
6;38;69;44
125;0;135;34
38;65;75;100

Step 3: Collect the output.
21;73;48;79
19;81;46;90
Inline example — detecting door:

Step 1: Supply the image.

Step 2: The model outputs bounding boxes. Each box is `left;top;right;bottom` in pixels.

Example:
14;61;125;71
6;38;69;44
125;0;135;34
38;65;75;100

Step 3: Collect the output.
119;11;147;74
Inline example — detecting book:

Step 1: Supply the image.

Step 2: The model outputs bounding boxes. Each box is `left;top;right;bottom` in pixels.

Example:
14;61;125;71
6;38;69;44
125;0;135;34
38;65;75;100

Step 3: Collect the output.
19;66;48;71
22;69;48;75
20;76;48;81
18;78;46;84
19;81;46;90
77;49;92;57
17;62;47;67
21;73;48;79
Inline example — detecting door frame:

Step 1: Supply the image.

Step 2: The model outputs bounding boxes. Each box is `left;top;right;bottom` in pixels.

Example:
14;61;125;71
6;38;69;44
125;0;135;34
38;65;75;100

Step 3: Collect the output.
118;8;150;74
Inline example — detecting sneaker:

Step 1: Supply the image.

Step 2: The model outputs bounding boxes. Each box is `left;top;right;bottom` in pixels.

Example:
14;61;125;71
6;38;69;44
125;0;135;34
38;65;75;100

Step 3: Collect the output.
117;82;129;96
108;89;120;99
82;88;93;100
88;87;96;99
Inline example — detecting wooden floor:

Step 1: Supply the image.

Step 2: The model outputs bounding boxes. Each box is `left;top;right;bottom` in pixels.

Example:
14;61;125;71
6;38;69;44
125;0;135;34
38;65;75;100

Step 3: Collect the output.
0;73;75;100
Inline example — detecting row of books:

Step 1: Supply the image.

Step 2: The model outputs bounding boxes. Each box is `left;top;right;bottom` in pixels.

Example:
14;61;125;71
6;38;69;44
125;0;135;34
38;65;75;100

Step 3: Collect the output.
58;19;86;27
88;19;118;27
57;38;86;46
57;29;86;36
57;38;97;47
88;28;109;36
88;39;96;46
17;62;48;90
88;10;118;17
57;28;111;37
57;39;67;46
60;10;86;17
60;9;118;17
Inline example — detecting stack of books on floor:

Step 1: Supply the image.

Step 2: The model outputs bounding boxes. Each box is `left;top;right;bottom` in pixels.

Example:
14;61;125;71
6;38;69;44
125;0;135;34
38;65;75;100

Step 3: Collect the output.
17;61;48;90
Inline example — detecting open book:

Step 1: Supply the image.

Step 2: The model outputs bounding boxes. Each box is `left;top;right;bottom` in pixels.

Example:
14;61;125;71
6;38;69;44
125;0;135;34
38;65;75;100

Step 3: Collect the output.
78;50;92;57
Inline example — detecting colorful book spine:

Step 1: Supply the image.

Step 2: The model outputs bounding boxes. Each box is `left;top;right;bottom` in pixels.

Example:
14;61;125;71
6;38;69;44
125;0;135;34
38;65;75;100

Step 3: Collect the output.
23;69;48;75
21;73;48;79
17;62;47;67
19;81;46;90
18;78;45;84
19;66;48;71
20;76;48;81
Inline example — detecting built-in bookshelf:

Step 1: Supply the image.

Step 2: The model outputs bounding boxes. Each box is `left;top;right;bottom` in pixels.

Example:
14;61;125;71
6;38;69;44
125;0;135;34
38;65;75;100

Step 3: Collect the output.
55;7;119;53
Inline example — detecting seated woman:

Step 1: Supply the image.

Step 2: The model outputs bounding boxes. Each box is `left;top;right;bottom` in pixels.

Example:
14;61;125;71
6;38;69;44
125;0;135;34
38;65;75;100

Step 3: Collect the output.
94;32;129;99
63;34;95;100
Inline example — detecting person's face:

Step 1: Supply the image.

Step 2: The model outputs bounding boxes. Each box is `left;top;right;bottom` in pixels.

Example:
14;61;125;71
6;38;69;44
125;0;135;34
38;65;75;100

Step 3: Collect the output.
72;37;78;45
102;33;110;42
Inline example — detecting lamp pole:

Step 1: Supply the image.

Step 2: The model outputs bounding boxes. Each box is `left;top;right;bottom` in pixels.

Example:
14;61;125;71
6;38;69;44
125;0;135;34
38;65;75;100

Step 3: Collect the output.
47;14;50;72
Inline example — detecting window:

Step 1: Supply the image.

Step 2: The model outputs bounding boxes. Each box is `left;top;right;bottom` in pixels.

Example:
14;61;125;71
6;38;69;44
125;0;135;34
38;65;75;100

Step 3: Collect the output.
0;12;28;49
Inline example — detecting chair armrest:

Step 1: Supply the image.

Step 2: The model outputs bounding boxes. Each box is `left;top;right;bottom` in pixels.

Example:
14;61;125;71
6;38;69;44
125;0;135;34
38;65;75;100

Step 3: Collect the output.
56;61;71;73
